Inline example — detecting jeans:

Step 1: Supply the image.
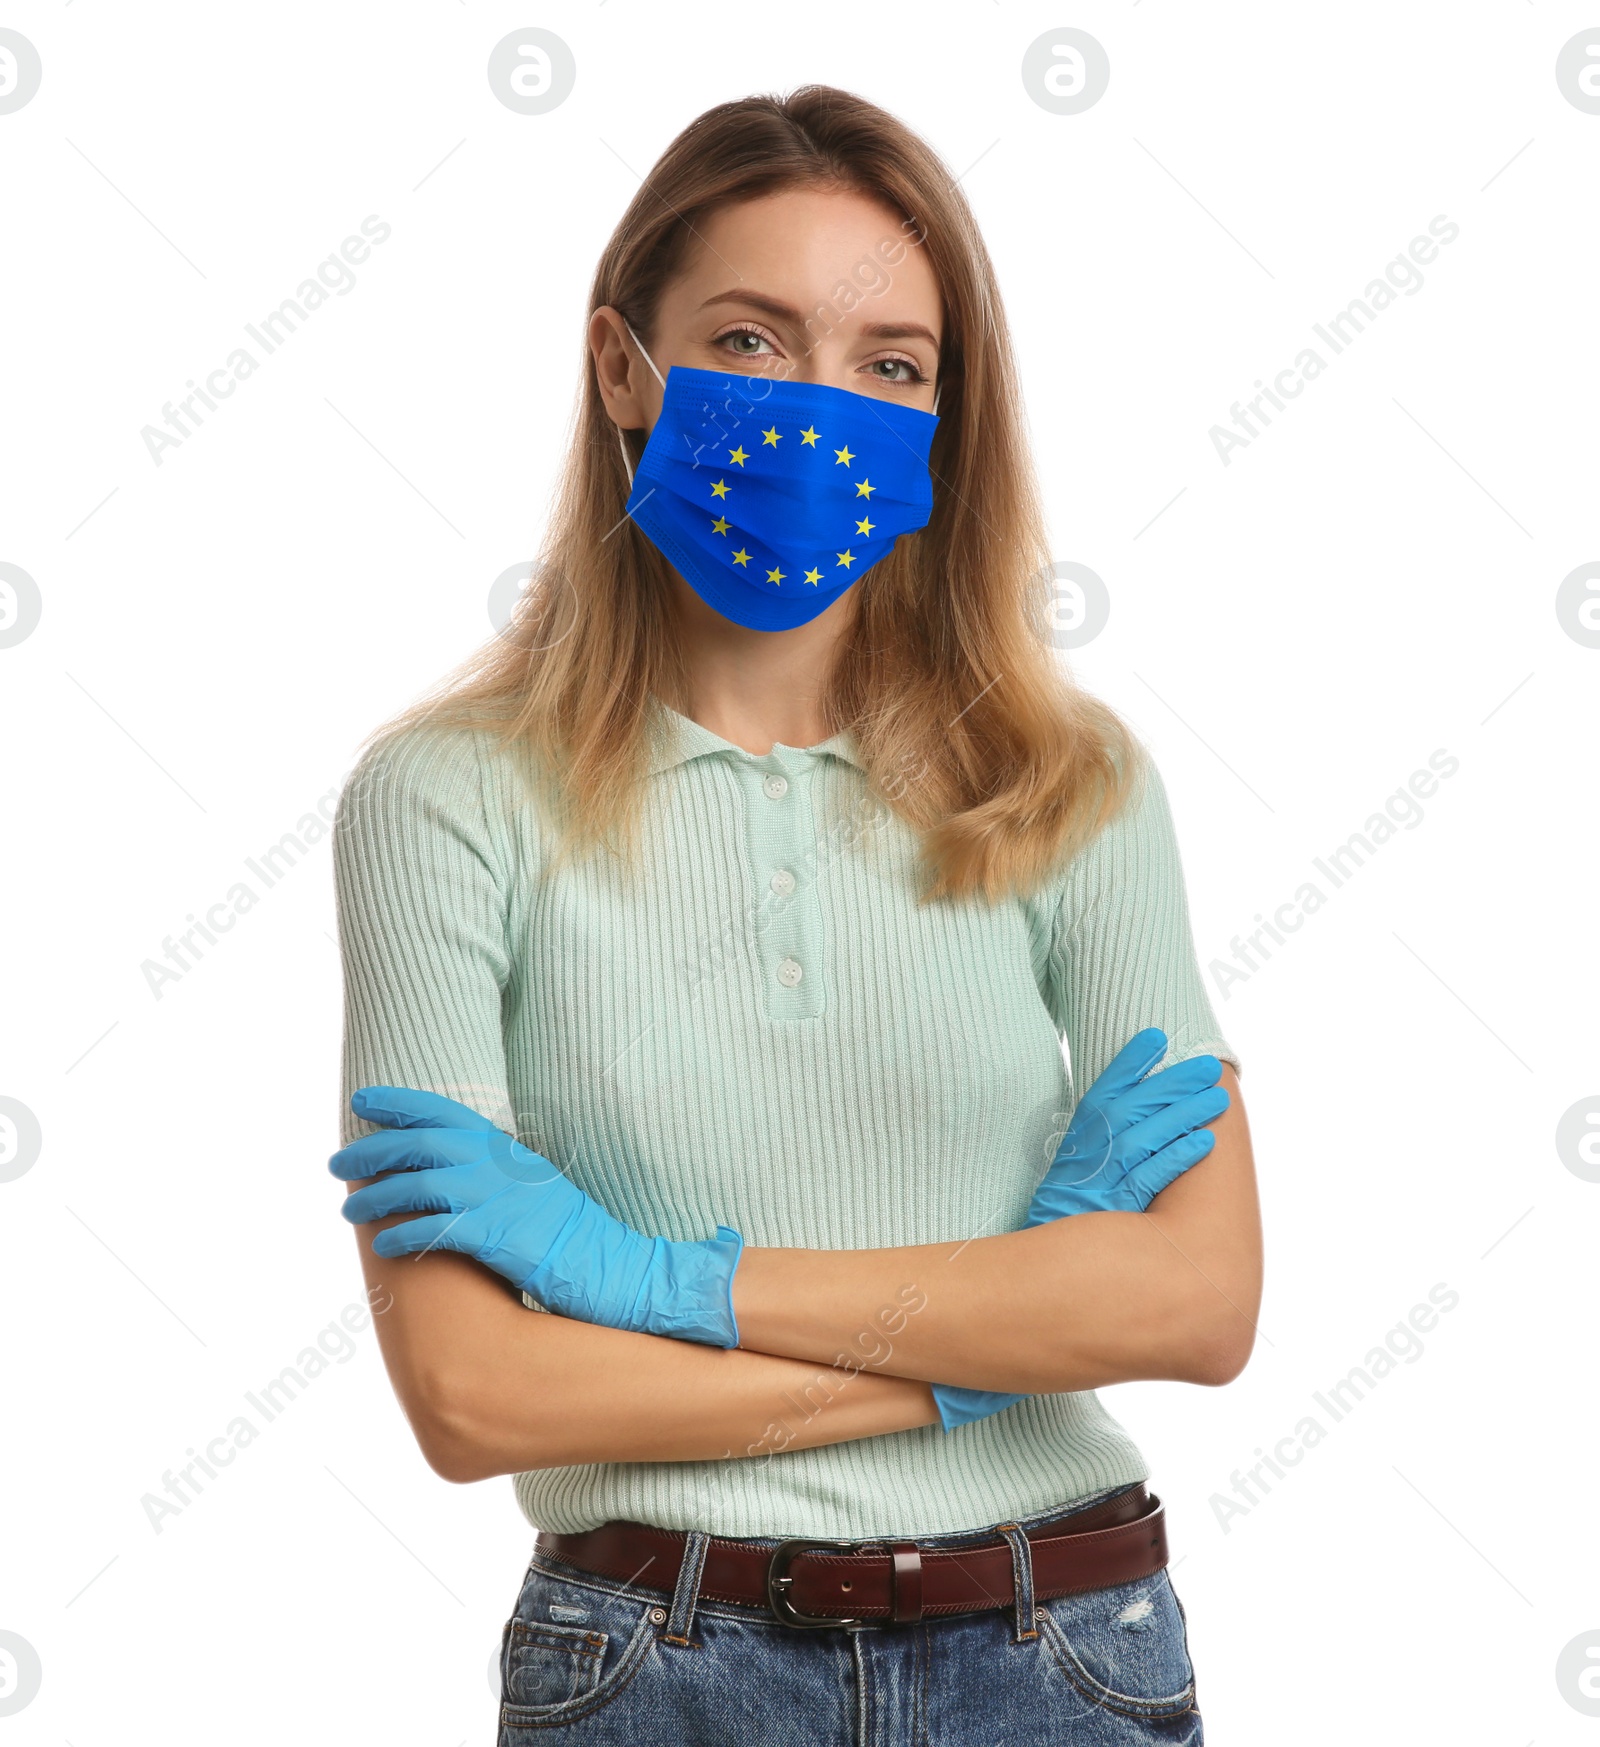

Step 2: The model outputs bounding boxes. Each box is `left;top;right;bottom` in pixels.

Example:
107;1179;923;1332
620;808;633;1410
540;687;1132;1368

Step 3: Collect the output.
496;1483;1202;1744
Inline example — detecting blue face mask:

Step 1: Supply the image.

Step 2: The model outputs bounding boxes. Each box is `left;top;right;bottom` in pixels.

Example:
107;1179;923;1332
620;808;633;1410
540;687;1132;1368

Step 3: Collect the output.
616;323;941;633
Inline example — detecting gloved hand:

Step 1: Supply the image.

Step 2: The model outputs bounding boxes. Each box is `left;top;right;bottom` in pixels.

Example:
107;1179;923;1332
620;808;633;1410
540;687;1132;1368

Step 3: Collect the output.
329;1086;744;1347
932;1028;1229;1432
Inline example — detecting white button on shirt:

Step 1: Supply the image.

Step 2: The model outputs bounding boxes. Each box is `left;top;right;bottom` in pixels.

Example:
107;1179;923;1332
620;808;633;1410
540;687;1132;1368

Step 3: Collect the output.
770;869;797;897
762;774;790;799
777;957;804;988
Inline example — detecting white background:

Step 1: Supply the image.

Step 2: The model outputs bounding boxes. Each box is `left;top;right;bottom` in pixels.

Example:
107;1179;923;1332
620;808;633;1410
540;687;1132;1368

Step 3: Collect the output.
3;2;1598;1741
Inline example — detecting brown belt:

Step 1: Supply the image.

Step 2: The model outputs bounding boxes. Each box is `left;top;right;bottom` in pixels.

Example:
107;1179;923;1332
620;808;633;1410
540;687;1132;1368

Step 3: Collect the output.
534;1482;1166;1629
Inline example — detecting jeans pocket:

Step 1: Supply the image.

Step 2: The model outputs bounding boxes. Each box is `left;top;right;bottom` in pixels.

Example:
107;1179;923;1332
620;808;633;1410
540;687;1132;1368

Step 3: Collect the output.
1034;1569;1198;1720
504;1618;611;1708
498;1560;660;1736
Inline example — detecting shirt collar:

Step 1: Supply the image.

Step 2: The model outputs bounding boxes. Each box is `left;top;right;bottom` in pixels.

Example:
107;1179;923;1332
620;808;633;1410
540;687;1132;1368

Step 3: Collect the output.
644;694;864;777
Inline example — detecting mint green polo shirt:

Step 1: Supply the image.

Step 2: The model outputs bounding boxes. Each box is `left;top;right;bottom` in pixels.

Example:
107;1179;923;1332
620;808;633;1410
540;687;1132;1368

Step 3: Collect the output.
333;696;1239;1539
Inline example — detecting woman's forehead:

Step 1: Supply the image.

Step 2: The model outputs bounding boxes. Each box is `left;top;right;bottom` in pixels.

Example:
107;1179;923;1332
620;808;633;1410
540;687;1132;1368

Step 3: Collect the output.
663;187;942;338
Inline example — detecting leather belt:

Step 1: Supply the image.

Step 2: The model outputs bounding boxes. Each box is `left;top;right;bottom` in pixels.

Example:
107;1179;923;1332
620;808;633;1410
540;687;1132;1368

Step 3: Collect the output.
534;1483;1166;1629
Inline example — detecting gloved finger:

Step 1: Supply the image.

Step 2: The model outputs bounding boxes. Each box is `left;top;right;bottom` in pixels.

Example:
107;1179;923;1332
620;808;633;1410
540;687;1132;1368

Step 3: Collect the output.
329;1128;557;1183
1133;1051;1223;1100
1066;1037;1217;1154
1093;1054;1224;1131
1120;1127;1217;1205
342;1166;468;1226
1109;1083;1231;1173
349;1086;502;1132
1056;1031;1174;1165
329;1127;482;1180
1075;1029;1169;1117
369;1212;478;1262
1052;1065;1217;1172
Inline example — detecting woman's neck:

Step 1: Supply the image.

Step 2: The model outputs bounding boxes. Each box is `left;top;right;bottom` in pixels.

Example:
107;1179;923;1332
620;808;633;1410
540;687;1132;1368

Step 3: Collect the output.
663;575;855;755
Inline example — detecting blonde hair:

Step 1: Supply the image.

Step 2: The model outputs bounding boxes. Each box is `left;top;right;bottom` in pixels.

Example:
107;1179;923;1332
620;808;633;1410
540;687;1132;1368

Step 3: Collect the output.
376;84;1142;903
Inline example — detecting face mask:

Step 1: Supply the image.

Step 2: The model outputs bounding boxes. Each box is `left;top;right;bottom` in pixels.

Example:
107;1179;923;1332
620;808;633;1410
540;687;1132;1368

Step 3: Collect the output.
616;323;941;632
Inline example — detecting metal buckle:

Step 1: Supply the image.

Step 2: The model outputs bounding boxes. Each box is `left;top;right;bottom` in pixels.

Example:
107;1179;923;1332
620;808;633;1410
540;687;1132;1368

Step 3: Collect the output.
766;1537;881;1629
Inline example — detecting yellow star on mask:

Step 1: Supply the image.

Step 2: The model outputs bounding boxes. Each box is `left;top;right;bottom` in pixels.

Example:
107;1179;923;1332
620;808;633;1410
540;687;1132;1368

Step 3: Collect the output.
835;549;856;569
728;446;749;467
766;566;785;585
855;479;874;498
762;427;782;447
803;567;823;586
711;479;730;498
711;516;731;535
855;516;875;536
732;547;752;567
834;445;854;466
799;426;820;446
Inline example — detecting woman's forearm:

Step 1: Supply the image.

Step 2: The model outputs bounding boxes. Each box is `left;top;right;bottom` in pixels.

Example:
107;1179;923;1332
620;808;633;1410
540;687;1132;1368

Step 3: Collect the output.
732;1066;1261;1393
732;1194;1258;1393
353;1212;938;1484
731;1216;1201;1393
447;1303;939;1481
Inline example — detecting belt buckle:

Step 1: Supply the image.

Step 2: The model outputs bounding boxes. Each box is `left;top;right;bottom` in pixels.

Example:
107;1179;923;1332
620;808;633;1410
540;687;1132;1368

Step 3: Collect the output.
766;1537;878;1630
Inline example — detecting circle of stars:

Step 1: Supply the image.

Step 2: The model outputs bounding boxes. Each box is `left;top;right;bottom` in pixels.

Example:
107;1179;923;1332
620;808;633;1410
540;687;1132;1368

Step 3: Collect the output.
705;422;877;588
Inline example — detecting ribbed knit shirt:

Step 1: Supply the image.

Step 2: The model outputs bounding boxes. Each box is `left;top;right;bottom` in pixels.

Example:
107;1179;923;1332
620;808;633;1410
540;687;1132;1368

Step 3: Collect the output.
333;697;1239;1540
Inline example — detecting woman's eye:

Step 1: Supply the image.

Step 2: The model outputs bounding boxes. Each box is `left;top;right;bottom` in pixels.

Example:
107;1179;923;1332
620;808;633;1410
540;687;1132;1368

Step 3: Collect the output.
865;357;926;386
716;328;776;357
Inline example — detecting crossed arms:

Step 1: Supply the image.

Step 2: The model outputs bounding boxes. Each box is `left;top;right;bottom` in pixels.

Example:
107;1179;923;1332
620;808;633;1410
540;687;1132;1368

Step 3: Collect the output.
345;1061;1259;1484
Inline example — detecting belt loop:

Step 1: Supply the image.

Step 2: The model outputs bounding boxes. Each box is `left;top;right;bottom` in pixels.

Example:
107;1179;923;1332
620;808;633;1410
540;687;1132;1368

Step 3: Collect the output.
662;1530;711;1647
889;1541;924;1624
996;1523;1037;1643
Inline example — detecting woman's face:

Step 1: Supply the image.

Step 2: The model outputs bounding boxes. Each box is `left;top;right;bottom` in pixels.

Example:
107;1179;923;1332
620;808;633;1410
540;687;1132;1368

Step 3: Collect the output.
594;185;944;434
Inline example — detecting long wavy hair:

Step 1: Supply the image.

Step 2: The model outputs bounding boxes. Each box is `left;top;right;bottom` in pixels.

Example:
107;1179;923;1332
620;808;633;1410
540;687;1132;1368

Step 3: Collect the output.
375;84;1142;904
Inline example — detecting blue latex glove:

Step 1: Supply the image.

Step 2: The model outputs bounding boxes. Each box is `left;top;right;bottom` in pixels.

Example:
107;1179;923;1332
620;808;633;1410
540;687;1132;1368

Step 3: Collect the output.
933;1028;1230;1431
330;1087;744;1347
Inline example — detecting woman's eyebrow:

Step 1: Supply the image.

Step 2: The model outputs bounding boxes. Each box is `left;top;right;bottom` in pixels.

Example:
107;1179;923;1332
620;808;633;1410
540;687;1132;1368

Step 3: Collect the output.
856;319;940;347
696;289;939;349
696;289;806;325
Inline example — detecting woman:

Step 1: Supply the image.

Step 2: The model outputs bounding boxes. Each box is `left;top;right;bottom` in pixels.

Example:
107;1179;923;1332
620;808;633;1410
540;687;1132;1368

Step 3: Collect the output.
330;86;1261;1745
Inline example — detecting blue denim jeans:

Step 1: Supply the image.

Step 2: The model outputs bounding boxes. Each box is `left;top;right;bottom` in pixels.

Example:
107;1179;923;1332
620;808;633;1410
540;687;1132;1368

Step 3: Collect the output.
496;1483;1202;1744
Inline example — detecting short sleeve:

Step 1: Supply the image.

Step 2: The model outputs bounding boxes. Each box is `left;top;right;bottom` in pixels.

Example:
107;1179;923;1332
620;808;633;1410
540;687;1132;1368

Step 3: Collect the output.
1043;748;1240;1099
333;724;516;1147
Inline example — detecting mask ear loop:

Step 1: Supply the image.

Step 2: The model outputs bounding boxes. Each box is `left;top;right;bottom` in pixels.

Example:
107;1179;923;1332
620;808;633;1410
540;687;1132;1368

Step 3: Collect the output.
932;382;941;416
615;319;668;491
616;426;636;491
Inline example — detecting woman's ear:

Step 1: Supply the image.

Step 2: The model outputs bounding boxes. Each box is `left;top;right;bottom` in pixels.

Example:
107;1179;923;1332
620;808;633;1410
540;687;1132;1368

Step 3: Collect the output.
589;306;652;432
